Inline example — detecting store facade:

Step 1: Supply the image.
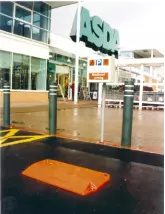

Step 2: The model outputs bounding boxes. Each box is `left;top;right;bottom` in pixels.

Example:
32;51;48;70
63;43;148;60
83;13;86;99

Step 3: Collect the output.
0;1;51;93
0;50;47;90
48;53;87;97
0;1;90;101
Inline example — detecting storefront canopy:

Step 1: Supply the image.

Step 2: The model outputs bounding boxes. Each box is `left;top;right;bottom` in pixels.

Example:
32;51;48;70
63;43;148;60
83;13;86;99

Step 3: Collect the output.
50;33;98;59
45;1;77;9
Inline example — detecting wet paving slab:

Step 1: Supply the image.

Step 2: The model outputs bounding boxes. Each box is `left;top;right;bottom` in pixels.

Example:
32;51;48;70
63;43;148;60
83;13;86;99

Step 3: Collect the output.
4;107;164;153
0;126;164;214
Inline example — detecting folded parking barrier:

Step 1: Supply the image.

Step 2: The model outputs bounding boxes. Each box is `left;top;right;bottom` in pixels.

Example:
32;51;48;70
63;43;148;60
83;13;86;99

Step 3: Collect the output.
22;159;110;196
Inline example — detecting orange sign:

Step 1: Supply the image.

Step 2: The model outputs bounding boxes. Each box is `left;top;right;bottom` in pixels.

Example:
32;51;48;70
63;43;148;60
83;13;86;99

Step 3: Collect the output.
89;73;109;80
87;57;113;82
89;60;95;66
103;59;109;66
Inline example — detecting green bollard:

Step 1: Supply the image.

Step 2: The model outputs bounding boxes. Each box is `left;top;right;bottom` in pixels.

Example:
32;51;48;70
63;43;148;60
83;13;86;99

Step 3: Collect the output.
3;82;10;127
49;82;57;135
121;80;134;147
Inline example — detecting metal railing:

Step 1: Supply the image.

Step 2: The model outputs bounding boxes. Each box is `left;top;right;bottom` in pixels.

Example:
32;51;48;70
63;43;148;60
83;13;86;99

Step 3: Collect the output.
105;91;164;106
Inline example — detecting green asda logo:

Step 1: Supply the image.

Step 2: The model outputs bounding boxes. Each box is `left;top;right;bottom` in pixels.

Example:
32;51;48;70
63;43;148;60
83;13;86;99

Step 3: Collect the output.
70;7;119;58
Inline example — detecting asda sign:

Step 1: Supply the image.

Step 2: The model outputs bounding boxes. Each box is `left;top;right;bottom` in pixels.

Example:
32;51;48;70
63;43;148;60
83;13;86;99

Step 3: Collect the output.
70;7;119;58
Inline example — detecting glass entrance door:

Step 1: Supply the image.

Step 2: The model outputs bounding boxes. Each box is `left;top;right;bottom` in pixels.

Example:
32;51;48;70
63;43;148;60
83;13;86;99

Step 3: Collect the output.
56;73;69;98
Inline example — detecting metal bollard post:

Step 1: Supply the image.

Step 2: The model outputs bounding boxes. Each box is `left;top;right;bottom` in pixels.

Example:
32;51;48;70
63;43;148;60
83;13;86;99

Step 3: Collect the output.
49;82;57;135
3;82;10;127
121;80;134;147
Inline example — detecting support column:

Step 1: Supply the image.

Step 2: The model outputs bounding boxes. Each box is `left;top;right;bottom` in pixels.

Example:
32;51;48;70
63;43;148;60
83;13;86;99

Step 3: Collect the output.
49;82;57;135
74;1;82;104
3;82;10;127
156;80;159;92
150;66;153;76
70;67;73;100
139;64;144;110
98;83;103;108
121;80;134;147
87;82;90;91
100;83;106;143
115;66;119;83
135;74;138;84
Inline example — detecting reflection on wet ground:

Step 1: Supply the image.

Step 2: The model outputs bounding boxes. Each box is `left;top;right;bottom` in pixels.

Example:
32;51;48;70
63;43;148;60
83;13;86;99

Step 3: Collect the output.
0;107;163;150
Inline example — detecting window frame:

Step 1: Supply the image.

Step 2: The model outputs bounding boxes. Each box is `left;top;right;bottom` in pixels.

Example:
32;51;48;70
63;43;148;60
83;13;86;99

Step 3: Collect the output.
15;1;34;10
32;26;48;43
33;11;49;30
0;1;14;17
0;13;13;33
14;4;32;25
13;19;32;39
0;1;51;44
31;56;47;90
33;1;51;18
0;50;12;88
12;53;30;90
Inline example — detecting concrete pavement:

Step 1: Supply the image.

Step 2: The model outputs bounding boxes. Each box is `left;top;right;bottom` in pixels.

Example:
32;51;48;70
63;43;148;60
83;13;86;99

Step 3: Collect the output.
0;101;163;154
0;100;97;113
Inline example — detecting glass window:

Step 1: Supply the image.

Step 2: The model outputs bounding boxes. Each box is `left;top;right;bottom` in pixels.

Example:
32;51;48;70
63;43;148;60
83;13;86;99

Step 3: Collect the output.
34;1;51;17
0;50;11;89
14;20;31;38
47;61;55;90
31;57;46;90
12;54;30;90
15;1;33;10
15;6;31;23
33;12;49;30
0;14;13;33
0;1;13;17
119;51;133;59
32;27;47;43
144;66;150;73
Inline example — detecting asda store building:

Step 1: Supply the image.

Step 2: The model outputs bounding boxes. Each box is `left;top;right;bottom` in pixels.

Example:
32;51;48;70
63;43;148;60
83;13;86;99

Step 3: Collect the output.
0;1;79;102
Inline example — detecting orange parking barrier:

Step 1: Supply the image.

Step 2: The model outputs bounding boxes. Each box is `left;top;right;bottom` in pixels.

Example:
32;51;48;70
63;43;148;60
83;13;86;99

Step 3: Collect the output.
22;159;110;196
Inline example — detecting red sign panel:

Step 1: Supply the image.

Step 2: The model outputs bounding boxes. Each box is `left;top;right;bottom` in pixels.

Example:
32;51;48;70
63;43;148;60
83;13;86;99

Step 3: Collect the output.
89;73;109;80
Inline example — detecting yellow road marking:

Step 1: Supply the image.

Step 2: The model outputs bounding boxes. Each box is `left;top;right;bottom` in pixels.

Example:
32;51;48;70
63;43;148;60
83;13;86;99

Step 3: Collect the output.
0;129;50;148
0;129;19;144
0;135;50;148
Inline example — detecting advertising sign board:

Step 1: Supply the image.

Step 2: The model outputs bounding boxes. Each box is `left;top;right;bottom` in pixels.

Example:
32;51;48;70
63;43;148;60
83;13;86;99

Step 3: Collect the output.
87;56;115;83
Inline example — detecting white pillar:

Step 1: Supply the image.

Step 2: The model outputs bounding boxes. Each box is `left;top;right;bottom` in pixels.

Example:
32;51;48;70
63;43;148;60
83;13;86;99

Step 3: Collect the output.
150;66;153;76
156;80;159;92
74;0;82;104
68;67;71;100
111;55;116;82
151;49;154;58
87;82;90;91
115;66;119;83
98;83;103;108
135;74;138;84
70;67;73;100
129;66;132;80
139;64;144;110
